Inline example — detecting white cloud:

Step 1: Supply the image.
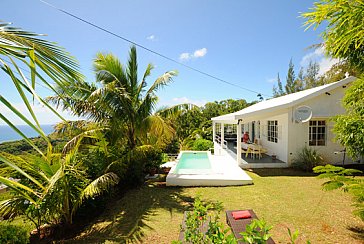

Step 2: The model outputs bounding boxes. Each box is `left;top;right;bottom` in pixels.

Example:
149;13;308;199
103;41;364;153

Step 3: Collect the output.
160;97;207;107
0;102;78;125
300;46;339;76
179;48;208;61
193;48;207;58
179;52;191;61
146;35;156;41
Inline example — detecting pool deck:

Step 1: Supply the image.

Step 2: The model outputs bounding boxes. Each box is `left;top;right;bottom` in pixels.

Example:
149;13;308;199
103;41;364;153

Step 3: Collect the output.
166;151;253;187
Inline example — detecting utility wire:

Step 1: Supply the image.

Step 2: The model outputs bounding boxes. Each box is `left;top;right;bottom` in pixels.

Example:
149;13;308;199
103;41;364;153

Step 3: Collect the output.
39;0;271;98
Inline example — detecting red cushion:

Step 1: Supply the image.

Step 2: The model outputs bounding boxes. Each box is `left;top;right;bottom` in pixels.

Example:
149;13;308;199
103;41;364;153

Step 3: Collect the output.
232;210;251;220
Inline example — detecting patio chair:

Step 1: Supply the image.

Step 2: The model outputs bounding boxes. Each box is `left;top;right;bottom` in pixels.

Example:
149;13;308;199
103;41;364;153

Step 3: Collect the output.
225;210;275;244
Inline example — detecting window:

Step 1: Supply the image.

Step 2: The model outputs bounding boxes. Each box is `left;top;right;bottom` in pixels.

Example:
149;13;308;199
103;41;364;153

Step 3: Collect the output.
267;120;278;143
309;120;326;146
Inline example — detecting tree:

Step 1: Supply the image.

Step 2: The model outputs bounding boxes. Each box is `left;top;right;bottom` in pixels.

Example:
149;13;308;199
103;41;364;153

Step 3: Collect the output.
48;46;178;150
273;73;284;97
332;78;364;159
304;61;320;88
285;59;296;94
318;61;359;84
303;0;364;158
0;131;119;234
303;0;364;72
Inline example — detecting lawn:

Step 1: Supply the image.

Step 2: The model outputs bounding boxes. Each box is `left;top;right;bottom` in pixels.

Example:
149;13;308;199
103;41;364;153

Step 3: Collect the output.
63;168;363;243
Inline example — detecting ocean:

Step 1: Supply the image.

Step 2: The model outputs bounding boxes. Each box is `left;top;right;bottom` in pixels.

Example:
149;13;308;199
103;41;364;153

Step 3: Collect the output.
0;124;55;143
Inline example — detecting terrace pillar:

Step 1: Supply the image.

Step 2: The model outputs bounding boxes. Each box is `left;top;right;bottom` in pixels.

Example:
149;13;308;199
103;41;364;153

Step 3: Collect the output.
220;123;224;149
212;121;216;143
236;121;242;165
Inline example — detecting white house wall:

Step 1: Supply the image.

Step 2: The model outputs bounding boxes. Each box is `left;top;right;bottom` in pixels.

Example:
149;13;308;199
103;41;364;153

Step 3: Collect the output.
287;84;355;165
242;112;289;163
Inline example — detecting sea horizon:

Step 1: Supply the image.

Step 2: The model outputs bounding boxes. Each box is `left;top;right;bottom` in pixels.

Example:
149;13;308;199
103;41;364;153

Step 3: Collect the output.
0;124;55;143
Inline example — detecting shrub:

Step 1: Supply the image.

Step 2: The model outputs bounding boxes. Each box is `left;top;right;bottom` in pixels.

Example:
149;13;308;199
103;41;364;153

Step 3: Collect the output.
192;138;213;151
240;219;272;244
292;146;323;171
0;223;29;244
119;145;163;186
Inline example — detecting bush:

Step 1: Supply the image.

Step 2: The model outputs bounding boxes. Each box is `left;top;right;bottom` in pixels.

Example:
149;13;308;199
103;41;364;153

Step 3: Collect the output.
0;223;29;244
118;145;162;186
292;146;323;171
192;138;213;151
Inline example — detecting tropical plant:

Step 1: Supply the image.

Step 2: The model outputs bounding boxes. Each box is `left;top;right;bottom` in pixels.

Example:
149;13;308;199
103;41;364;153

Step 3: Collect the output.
48;46;178;150
0;21;83;153
0;131;119;236
332;78;364;159
313;165;364;221
292;146;323;171
303;0;364;72
192;138;213;151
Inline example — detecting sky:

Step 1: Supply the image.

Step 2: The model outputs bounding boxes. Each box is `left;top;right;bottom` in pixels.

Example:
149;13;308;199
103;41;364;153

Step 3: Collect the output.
1;0;337;125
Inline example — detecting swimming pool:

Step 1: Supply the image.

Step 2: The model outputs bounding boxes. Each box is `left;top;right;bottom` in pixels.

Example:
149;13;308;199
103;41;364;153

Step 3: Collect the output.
166;151;253;186
174;151;213;174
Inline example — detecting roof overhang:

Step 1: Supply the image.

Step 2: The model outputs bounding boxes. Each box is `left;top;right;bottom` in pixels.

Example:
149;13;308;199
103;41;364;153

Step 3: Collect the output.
211;76;356;123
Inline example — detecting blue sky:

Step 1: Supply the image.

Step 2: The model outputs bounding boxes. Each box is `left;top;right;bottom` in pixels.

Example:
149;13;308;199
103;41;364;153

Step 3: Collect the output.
1;0;336;125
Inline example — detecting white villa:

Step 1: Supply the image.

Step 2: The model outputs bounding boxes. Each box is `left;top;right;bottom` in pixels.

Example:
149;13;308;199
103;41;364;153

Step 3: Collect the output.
211;76;360;168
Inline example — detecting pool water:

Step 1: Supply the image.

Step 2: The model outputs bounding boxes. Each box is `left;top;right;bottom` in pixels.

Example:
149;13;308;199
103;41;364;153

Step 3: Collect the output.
174;152;212;174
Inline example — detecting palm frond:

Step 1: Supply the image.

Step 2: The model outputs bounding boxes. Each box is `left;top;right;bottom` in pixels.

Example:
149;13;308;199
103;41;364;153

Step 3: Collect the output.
0;21;83;83
72;172;119;214
146;70;178;96
0;154;46;191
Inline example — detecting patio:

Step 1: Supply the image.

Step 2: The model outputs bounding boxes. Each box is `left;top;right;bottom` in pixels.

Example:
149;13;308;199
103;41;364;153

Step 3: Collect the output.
224;141;287;168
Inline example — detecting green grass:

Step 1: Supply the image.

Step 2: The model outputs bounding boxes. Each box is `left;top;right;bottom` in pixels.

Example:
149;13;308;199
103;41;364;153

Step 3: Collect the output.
12;169;364;243
63;169;364;243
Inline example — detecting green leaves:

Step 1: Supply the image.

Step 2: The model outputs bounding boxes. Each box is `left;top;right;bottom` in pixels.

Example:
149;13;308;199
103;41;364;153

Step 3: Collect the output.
239;219;272;244
313;164;364;221
302;0;364;71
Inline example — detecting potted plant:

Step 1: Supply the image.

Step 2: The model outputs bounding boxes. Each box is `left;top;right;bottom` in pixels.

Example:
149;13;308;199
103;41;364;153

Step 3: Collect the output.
272;153;277;161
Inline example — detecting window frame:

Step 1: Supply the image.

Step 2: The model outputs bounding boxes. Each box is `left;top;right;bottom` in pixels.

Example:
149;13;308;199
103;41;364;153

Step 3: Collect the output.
309;120;326;146
267;120;278;143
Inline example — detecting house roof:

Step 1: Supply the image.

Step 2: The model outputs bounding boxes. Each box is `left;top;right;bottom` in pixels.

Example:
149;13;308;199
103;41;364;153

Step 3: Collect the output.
212;76;356;123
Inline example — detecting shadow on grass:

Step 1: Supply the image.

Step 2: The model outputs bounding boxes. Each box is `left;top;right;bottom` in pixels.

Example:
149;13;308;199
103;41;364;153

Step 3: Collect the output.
63;181;197;243
249;168;317;177
348;225;364;241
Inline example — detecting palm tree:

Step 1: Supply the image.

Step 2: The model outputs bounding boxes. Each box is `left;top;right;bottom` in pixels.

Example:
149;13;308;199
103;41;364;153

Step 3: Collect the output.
0;21;83;153
0;131;119;234
49;46;178;149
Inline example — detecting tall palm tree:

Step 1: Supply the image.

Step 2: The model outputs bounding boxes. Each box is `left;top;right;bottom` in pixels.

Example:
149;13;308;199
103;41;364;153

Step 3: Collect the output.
49;46;178;149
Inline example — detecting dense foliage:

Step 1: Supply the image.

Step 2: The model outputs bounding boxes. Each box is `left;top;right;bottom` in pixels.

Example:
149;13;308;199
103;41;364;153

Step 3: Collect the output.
0;223;29;244
303;0;364;160
169;99;253;150
332;78;364;159
303;0;364;72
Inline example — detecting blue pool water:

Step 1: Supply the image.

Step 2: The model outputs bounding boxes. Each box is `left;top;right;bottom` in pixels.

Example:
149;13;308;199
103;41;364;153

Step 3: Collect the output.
174;152;212;174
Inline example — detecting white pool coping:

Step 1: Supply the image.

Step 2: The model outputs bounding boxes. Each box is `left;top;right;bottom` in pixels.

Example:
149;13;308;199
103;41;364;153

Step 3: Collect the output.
166;151;253;186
